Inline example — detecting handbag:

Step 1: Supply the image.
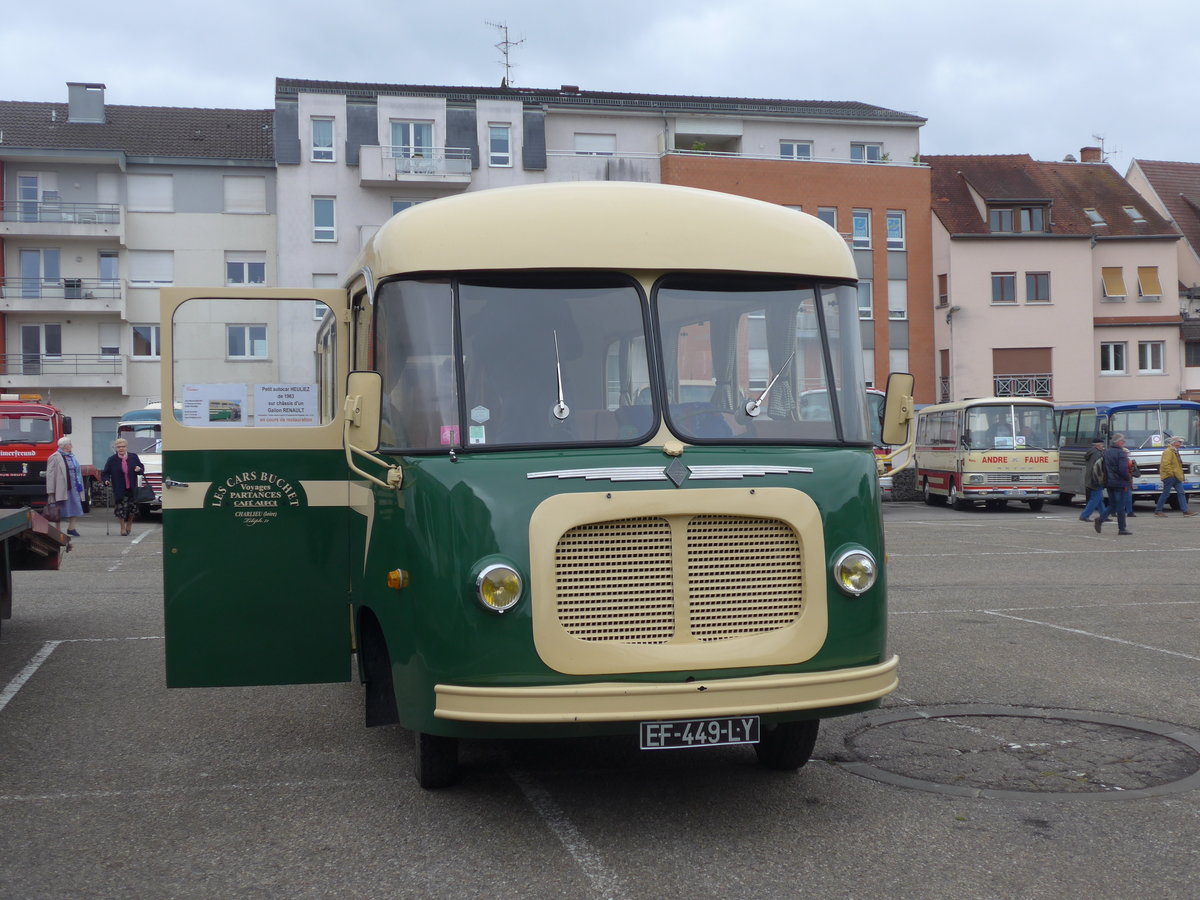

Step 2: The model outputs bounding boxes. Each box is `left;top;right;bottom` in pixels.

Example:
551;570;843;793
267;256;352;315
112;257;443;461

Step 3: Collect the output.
44;500;61;523
134;479;156;504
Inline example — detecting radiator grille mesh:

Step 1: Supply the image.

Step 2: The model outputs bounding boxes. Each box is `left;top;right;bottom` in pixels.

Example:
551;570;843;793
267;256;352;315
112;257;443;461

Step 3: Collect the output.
554;514;803;645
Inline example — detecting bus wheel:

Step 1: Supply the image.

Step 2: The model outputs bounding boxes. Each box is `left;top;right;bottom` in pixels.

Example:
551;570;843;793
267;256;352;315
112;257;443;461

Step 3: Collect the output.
1028;499;1045;512
414;732;460;789
754;719;819;771
949;483;972;511
922;480;944;506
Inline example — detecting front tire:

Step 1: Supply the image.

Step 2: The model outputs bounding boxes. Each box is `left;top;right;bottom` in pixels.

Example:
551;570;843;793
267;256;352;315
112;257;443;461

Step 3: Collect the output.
754;719;819;771
949;482;972;511
414;732;460;789
1028;499;1045;512
923;480;945;506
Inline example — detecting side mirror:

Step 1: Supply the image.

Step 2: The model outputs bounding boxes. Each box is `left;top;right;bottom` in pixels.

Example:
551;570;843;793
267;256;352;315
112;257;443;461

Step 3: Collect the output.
345;370;382;453
62;416;73;435
881;372;914;447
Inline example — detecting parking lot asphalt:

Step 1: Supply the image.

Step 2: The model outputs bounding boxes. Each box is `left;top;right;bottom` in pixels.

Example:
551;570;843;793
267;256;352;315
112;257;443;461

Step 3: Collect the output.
1;503;1199;899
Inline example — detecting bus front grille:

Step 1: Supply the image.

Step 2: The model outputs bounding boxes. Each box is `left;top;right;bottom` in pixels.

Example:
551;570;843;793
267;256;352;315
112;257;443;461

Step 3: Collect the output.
553;514;803;645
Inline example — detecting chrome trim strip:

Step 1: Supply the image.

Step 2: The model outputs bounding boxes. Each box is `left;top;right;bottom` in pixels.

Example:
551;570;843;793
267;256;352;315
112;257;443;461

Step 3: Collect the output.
686;465;814;479
527;467;668;482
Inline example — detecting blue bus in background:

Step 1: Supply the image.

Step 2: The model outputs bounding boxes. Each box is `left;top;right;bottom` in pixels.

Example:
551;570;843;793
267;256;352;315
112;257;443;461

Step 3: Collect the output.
1054;401;1200;506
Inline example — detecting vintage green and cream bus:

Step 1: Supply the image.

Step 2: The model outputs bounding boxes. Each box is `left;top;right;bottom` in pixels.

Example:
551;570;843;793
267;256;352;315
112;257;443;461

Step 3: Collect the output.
161;182;913;788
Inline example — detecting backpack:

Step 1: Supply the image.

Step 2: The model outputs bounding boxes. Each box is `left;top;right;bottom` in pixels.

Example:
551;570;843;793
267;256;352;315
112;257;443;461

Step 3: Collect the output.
1091;455;1105;485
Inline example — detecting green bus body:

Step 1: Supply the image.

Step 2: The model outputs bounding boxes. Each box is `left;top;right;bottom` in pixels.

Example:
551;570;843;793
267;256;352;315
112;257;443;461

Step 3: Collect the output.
161;183;907;786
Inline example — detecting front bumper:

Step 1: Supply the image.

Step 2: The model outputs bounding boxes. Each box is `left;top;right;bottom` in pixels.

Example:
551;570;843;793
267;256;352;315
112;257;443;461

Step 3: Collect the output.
434;655;899;723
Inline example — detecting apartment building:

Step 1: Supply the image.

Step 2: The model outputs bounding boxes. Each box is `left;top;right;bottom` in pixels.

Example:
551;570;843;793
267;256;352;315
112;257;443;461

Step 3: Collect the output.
0;83;275;464
1125;159;1200;399
927;150;1181;404
272;78;933;397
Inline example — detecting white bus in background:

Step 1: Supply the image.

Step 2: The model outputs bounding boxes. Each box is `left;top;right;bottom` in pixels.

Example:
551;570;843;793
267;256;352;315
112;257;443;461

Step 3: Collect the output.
115;402;178;515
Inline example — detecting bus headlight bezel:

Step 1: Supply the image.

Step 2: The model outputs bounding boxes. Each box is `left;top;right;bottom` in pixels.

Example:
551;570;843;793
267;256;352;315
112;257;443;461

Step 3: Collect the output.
832;548;878;597
475;562;524;614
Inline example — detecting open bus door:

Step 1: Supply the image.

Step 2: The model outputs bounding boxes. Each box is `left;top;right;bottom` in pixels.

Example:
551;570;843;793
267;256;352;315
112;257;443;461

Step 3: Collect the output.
160;288;358;687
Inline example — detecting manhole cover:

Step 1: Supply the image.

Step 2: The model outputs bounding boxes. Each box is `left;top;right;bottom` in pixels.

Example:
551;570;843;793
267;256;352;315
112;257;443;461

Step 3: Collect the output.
840;705;1200;800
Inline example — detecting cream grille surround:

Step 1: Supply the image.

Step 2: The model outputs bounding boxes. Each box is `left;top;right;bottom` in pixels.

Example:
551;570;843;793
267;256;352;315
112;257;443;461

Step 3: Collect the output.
530;487;827;675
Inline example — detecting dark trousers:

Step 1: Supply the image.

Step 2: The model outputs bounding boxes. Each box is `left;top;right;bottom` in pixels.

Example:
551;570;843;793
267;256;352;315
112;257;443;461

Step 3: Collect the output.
1102;487;1130;531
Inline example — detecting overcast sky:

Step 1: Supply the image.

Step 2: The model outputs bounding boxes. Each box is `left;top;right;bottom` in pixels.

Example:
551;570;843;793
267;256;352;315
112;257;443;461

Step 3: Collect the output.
5;0;1197;175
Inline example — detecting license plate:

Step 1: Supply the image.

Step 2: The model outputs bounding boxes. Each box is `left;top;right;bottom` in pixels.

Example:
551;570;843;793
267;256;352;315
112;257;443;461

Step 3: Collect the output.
1005;489;1027;496
640;715;760;750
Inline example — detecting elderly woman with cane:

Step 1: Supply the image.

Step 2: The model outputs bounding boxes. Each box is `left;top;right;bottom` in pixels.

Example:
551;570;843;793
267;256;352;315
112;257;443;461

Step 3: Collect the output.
101;437;145;536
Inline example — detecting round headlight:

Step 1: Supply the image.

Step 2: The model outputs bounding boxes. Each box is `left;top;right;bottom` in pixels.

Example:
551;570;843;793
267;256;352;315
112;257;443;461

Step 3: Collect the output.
833;549;877;597
476;563;523;614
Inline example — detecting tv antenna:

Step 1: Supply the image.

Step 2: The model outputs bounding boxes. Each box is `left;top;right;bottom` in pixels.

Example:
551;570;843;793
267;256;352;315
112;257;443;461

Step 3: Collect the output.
486;21;524;87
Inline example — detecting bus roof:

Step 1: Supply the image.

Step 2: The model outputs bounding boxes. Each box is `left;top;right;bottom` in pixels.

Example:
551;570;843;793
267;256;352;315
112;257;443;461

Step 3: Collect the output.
349;182;856;286
1054;400;1200;411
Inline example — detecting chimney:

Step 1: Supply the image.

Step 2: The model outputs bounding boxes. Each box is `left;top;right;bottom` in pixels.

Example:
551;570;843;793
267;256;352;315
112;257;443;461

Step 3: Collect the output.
1079;146;1103;163
67;82;106;124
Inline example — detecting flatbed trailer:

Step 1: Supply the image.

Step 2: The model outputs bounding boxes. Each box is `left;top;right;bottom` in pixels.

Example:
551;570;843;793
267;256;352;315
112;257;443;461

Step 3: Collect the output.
0;507;71;635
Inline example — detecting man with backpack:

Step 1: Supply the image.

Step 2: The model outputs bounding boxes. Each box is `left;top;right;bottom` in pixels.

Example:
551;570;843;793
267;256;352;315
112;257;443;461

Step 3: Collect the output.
1079;437;1108;523
1096;433;1133;535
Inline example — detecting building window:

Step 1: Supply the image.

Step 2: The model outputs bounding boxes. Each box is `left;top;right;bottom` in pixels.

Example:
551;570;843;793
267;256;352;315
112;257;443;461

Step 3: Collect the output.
225;252;266;286
223;176;267;214
988;205;1048;233
99;323;120;358
128;250;173;286
227;324;268;359
1026;272;1051;303
1186;342;1200;367
99;250;119;284
1138;341;1165;374
886;211;905;250
1084;207;1106;225
991;273;1016;303
1101;266;1127;300
132;324;162;358
575;133;616;156
780;141;812;160
312;197;335;242
888;280;907;320
313;274;338;319
391;121;434;158
1124;206;1147;223
850;142;883;163
937;273;949;308
857;280;873;319
852;210;871;249
391;199;423;216
817;207;836;230
1100;342;1126;374
1137;266;1163;301
311;118;335;162
488;124;512;166
127;174;174;212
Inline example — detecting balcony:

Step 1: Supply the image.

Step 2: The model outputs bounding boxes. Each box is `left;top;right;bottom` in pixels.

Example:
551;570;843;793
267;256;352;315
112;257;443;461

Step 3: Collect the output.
545;150;661;183
0;354;125;390
0;277;123;314
0;201;123;240
359;145;472;188
993;373;1053;399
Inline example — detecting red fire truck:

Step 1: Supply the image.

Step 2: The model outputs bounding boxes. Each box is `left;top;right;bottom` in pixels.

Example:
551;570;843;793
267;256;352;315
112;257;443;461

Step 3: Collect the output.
0;394;73;508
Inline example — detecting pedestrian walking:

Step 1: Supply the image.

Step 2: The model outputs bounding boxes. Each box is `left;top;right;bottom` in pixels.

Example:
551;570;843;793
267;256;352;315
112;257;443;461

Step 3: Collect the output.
1080;437;1109;522
1096;433;1133;535
1154;435;1198;517
46;436;85;537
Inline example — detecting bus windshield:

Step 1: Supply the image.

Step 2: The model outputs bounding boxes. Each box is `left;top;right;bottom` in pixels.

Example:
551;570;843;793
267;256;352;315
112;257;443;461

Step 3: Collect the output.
1111;407;1200;449
377;274;869;449
966;403;1056;451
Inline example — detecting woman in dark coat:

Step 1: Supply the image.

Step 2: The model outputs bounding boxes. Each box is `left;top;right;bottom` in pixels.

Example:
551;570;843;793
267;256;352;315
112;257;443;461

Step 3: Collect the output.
101;437;144;536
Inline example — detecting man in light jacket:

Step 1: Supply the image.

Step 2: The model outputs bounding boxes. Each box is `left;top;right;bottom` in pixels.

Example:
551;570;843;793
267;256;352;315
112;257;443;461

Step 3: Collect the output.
1153;436;1197;517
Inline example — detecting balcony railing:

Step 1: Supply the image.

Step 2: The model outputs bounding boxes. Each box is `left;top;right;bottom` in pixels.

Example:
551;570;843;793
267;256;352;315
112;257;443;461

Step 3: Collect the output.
0;354;123;377
0;277;122;301
383;145;472;176
993;374;1053;398
0;201;120;225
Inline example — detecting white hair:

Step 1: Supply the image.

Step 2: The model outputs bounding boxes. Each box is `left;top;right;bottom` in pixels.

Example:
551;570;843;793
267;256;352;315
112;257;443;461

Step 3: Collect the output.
57;436;72;449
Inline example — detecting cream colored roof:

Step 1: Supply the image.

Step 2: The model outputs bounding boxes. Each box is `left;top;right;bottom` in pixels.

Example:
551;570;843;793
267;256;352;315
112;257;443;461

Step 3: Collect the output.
351;182;855;284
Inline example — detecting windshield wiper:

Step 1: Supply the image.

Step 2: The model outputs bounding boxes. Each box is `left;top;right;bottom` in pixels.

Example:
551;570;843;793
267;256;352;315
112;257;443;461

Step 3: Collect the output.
744;350;796;418
551;330;570;421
